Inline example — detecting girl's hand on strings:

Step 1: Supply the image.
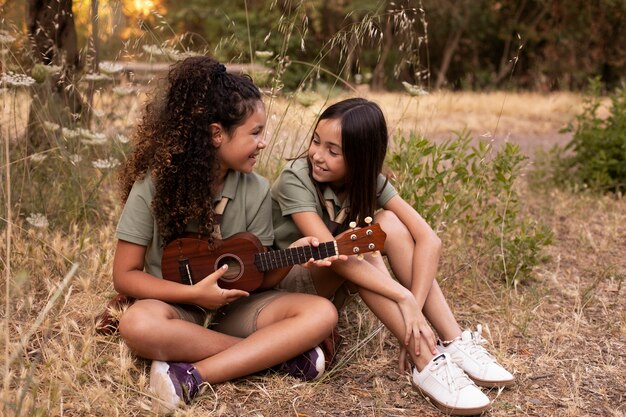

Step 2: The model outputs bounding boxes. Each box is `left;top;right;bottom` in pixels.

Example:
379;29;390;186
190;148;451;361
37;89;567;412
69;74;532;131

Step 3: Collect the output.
289;236;348;269
193;265;249;309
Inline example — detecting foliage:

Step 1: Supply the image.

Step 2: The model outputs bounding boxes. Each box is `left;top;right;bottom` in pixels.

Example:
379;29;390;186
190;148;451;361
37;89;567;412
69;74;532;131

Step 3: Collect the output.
556;81;626;194
387;132;553;286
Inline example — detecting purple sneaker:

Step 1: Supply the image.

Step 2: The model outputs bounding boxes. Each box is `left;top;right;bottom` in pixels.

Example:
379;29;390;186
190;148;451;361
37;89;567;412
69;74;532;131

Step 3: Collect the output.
150;360;203;412
280;346;325;381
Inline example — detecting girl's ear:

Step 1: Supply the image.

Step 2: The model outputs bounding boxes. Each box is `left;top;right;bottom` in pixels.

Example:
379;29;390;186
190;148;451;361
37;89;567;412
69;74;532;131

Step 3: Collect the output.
210;124;224;147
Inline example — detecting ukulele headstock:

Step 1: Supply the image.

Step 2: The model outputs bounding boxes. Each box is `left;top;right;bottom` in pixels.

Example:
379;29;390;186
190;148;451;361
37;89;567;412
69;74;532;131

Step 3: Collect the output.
336;217;386;258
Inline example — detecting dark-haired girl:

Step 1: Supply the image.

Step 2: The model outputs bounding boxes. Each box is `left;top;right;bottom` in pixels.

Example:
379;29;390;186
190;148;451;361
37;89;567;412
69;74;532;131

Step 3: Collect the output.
112;56;338;413
271;98;514;415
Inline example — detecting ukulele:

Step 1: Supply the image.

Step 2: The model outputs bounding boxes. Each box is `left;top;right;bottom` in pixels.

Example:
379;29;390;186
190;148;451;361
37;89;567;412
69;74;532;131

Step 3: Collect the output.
161;219;386;291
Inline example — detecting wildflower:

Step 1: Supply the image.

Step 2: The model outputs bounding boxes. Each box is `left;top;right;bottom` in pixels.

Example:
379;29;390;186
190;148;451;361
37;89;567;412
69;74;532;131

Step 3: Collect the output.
26;213;49;228
255;50;274;59
112;85;138;96
43;121;61;132
401;81;428;97
69;154;82;164
98;61;124;74
1;72;36;88
77;128;107;145
92;157;120;169
61;127;80;139
84;73;113;82
29;153;48;162
0;30;16;44
116;134;130;144
142;44;165;56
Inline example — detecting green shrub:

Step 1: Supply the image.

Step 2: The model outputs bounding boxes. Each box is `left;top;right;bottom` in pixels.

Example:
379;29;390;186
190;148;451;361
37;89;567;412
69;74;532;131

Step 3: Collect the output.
387;131;553;286
559;81;626;194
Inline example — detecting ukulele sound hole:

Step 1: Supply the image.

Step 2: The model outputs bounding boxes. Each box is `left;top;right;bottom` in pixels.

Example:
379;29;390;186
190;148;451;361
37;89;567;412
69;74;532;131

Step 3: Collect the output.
215;254;244;282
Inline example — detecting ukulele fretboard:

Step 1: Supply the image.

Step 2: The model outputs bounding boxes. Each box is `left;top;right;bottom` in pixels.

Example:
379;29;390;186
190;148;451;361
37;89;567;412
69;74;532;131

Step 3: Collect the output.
254;241;338;271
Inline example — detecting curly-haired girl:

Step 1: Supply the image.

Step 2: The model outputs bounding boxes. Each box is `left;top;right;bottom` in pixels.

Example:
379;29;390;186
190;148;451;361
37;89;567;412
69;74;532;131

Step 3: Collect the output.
113;56;338;413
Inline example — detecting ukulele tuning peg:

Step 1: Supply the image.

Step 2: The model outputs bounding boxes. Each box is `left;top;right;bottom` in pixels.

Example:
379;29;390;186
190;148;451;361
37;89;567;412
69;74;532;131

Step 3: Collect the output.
349;221;357;229
357;254;364;261
371;251;380;257
364;216;373;225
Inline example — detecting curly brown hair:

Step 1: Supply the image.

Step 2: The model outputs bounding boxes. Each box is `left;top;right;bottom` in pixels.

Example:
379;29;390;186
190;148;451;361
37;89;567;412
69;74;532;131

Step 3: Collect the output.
118;56;262;245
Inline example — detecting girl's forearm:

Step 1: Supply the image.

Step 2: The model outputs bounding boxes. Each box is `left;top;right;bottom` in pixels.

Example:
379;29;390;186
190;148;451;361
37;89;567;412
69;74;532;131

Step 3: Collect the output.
114;270;196;304
330;258;411;303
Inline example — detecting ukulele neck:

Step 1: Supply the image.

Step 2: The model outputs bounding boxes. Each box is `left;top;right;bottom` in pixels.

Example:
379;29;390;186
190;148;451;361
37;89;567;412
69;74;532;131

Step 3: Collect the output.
254;241;338;272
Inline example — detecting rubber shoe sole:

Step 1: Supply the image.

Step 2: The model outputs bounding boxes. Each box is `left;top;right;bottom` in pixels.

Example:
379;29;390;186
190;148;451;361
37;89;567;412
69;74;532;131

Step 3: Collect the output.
150;361;180;414
411;381;492;416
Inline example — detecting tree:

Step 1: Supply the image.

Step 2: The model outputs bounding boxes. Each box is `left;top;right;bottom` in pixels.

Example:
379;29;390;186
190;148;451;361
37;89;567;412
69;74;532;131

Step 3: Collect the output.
25;0;85;153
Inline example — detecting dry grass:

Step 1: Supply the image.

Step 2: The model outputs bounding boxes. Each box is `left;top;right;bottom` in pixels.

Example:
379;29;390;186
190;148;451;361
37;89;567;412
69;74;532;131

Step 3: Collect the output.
1;92;625;416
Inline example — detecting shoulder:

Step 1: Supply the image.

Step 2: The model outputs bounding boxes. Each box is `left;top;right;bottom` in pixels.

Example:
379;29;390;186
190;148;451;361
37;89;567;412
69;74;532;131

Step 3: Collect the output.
239;171;270;194
127;173;156;201
276;158;314;189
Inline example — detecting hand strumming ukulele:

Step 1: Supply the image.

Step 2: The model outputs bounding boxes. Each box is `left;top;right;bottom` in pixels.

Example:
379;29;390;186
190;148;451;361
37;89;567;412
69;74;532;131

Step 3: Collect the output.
161;217;386;291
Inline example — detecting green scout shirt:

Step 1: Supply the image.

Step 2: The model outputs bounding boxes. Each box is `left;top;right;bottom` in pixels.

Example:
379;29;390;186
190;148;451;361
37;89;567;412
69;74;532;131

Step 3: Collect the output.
271;158;397;250
116;170;274;278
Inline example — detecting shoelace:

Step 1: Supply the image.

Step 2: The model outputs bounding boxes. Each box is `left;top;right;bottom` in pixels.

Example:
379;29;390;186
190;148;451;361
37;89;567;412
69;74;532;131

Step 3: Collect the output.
431;354;473;392
459;326;497;366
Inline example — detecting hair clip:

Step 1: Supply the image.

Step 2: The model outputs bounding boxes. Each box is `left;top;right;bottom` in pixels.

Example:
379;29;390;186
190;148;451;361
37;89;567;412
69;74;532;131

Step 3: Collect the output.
217;63;227;74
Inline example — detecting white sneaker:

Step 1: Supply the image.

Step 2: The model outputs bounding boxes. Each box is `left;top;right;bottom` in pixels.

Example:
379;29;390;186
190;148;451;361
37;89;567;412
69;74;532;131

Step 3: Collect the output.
438;325;515;387
412;353;491;416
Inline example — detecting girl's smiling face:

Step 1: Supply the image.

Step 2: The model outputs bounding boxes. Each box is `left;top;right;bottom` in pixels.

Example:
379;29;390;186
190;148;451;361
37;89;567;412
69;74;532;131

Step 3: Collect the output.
308;118;347;189
215;100;266;176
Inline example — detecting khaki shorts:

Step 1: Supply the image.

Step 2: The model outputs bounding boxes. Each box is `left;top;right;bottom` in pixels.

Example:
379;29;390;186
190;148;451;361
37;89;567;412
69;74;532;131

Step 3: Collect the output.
170;303;213;327
276;265;318;295
276;265;356;310
210;290;287;338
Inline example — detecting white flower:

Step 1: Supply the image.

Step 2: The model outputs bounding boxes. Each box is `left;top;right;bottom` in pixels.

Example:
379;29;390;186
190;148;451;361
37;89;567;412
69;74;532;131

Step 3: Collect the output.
69;154;82;164
43;121;61;132
142;44;165;56
116;134;130;144
92;157;120;169
1;72;36;87
0;30;16;44
81;136;108;146
26;213;49;228
77;128;107;145
255;50;274;59
98;61;124;74
112;85;138;96
84;72;113;82
401;81;428;97
29;153;48;162
174;50;200;60
61;127;80;139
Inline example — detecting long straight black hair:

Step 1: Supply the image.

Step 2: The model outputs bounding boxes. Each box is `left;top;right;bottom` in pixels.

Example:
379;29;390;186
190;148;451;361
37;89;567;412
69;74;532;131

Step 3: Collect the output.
309;98;388;227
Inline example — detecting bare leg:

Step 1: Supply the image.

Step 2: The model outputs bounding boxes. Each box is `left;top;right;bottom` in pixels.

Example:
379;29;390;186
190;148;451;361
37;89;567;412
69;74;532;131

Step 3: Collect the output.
119;300;241;362
194;293;337;383
376;210;462;341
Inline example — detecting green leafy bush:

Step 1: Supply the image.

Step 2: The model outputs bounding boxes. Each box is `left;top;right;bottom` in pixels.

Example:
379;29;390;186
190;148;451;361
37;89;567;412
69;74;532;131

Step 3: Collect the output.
559;82;626;193
387;132;553;286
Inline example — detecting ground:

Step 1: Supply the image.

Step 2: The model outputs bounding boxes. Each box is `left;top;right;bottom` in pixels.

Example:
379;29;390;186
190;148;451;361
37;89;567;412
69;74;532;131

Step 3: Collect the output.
1;91;624;416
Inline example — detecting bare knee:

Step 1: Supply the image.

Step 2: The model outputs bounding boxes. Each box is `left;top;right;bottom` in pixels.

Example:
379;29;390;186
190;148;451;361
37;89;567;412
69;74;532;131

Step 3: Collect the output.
375;210;412;244
118;300;175;347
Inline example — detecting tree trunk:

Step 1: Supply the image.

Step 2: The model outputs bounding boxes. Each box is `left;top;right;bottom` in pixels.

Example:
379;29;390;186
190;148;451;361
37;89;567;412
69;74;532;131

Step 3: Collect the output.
435;29;463;90
25;0;84;154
